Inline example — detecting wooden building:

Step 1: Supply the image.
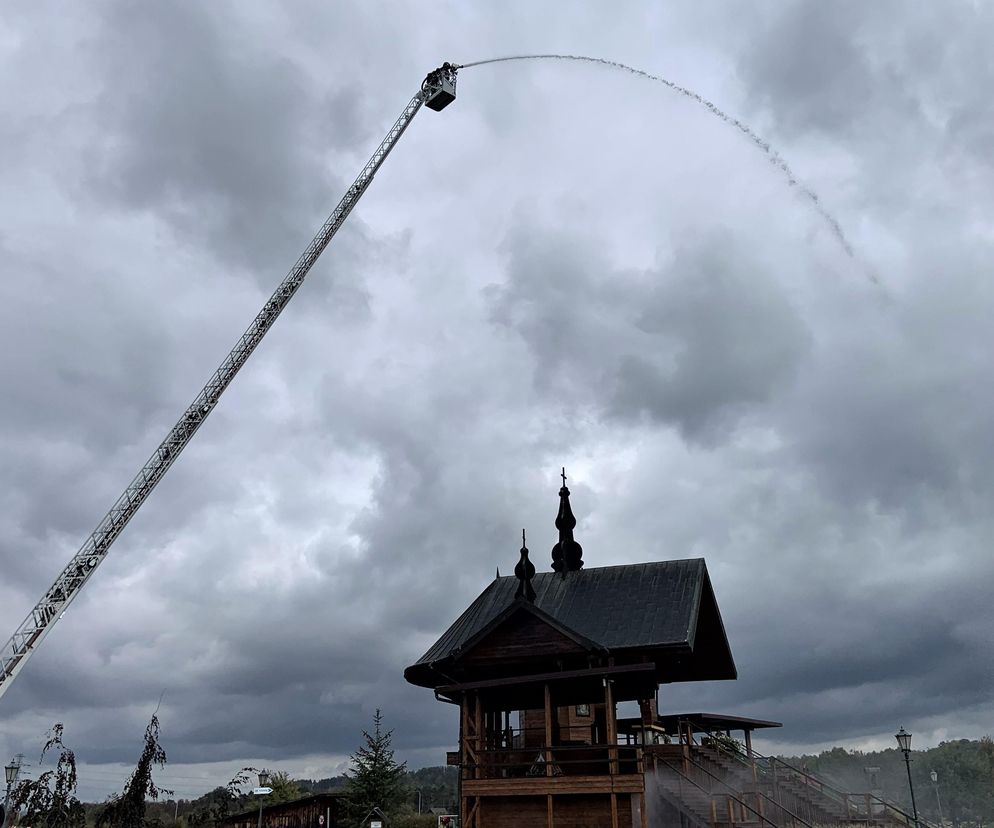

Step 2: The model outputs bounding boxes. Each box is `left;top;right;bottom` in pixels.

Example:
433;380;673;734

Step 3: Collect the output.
404;474;737;828
222;792;345;828
405;476;929;828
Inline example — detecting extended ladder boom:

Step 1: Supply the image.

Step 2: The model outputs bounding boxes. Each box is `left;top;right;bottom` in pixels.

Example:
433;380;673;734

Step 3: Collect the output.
0;64;460;701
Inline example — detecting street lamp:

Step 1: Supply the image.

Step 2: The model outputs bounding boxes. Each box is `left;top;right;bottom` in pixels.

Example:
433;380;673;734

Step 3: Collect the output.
896;728;920;828
4;759;21;828
930;770;944;826
256;770;271;828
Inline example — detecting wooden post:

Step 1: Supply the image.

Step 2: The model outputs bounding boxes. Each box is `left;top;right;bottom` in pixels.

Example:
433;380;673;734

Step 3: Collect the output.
640;791;648;828
474;693;483;780
745;728;763;818
461;697;474;778
611;793;619;828
465;798;480;828
745;730;756;780
771;758;783;816
458;696;466;828
605;679;618;775
544;683;554;777
547;793;554;828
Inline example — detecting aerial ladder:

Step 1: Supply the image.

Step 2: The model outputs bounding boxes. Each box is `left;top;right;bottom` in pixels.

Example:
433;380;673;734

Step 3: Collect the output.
0;63;460;702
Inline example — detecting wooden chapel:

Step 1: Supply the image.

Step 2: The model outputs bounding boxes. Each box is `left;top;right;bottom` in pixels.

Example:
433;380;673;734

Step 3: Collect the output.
404;472;737;828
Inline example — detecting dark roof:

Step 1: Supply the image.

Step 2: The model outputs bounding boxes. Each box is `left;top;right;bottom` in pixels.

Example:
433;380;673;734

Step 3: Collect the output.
222;792;344;825
621;712;782;735
655;713;782;732
405;558;735;687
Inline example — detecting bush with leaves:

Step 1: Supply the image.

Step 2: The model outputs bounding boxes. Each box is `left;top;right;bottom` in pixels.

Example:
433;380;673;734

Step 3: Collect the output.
9;723;86;828
709;732;745;757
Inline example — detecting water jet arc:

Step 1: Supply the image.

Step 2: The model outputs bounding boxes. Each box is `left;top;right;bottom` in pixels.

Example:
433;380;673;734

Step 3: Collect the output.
458;53;862;272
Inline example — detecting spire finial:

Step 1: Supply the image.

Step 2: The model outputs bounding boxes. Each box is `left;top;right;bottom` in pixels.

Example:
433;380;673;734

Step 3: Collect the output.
551;467;584;574
514;528;536;602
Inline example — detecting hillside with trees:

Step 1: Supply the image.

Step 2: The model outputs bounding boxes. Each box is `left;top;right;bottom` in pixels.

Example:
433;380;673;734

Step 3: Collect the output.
9;714;986;828
780;737;994;828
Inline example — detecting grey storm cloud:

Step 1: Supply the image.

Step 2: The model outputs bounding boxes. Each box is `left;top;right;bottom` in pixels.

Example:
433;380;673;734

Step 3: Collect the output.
2;0;993;801
87;2;344;274
490;223;812;441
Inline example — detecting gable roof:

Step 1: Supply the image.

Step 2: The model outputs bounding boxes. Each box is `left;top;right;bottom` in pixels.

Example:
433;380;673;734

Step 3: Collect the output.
405;558;735;687
452;597;606;660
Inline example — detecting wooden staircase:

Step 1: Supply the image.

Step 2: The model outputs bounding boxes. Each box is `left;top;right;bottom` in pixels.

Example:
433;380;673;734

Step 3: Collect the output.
645;742;927;828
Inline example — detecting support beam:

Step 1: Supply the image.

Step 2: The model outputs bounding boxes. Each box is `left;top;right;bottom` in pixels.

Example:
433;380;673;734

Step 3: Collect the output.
544;683;554;777
474;694;483;780
605;679;618;775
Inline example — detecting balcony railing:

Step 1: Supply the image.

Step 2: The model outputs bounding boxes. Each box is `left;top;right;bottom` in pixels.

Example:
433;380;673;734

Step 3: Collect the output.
461;743;642;779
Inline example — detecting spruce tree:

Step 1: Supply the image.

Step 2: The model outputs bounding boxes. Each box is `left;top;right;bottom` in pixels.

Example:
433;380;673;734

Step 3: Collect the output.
344;709;408;823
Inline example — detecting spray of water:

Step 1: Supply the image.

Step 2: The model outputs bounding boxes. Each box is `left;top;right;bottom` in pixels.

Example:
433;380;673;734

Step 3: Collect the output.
459;54;864;272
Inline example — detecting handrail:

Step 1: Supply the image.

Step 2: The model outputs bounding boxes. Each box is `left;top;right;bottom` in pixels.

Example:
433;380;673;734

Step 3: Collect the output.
659;752;816;828
651;759;714;828
677;718;854;803
682;751;816;828
461;743;641;778
683;721;936;828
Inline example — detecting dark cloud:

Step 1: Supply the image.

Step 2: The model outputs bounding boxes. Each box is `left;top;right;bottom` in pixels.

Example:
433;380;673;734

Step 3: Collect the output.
490;223;812;442
84;1;378;281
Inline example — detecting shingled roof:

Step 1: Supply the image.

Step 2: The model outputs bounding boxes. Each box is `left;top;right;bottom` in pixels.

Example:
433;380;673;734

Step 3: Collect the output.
404;558;736;688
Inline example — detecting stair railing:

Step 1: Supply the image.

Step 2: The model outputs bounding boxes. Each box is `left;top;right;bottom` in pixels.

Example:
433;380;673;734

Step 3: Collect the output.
651;759;716;828
657;750;816;828
688;725;935;828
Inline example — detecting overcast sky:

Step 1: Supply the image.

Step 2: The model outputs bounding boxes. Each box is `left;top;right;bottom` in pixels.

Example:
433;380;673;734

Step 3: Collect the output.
2;0;993;803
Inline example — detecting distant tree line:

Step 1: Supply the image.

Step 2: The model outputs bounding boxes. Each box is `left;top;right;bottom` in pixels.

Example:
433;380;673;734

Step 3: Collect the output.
4;711;456;828
780;737;994;828
13;713;988;828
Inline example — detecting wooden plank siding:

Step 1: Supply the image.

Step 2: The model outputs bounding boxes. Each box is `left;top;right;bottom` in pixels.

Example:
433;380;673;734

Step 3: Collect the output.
462;773;644;797
472;793;634;828
456;611;589;668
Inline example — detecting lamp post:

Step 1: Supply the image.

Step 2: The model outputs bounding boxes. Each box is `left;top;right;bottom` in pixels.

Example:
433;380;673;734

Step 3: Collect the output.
896;728;920;828
4;758;21;828
415;788;423;814
930;770;944;826
256;770;271;828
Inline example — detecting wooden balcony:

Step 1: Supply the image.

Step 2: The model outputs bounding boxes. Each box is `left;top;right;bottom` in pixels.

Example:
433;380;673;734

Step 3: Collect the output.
463;772;644;797
460;743;644;795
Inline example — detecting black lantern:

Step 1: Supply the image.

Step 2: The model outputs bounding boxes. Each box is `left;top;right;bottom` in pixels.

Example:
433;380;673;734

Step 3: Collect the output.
256;770;271;828
895;728;919;828
3;764;17;786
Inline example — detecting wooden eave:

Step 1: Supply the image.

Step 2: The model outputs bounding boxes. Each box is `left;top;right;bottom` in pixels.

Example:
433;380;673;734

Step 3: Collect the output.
434;662;658;705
